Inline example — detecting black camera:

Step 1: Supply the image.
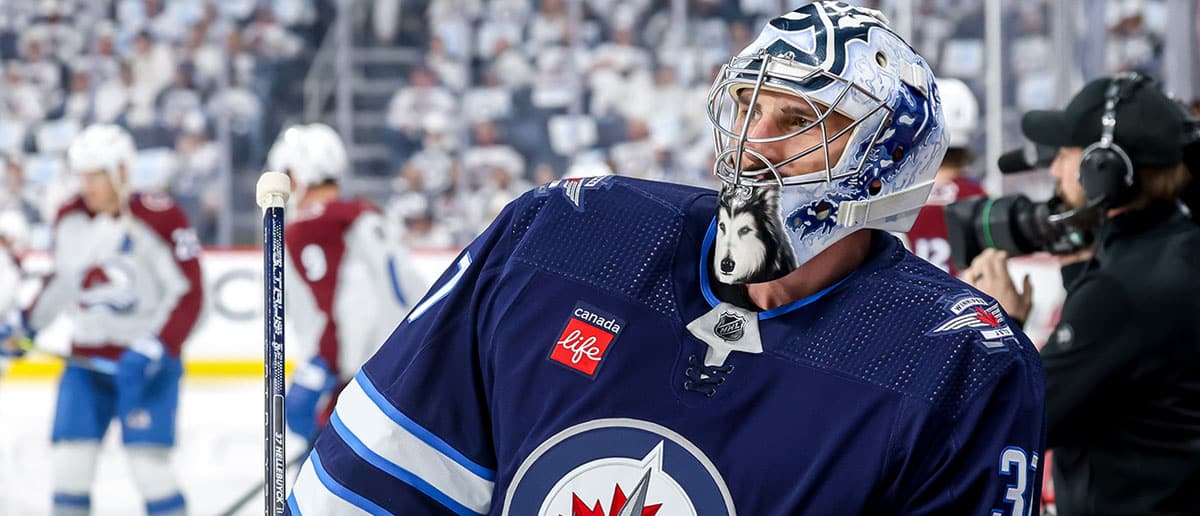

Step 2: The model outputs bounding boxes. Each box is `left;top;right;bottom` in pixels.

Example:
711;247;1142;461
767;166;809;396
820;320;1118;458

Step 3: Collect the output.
944;195;1098;271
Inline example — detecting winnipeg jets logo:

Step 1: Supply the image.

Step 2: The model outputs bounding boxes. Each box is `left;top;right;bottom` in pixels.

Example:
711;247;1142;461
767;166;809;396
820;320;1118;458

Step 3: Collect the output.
535;176;613;212
927;294;1015;351
555;443;668;516
504;419;736;516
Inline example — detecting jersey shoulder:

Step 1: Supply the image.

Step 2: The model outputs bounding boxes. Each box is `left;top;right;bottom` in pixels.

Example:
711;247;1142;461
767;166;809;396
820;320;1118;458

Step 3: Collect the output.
285;198;379;259
53;196;90;225
129;192;191;243
790;239;1041;421
326;198;381;220
498;176;715;315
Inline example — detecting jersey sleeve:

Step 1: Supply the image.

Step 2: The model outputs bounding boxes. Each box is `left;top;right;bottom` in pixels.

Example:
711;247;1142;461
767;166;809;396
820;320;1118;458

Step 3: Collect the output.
0;249;19;313
133;201;204;356
284;246;325;363
894;342;1046;516
332;211;431;380
24;209;84;332
287;196;523;516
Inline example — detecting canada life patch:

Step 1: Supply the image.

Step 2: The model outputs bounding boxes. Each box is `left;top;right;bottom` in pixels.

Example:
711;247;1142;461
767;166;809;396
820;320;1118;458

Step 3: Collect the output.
548;302;624;378
927;293;1016;352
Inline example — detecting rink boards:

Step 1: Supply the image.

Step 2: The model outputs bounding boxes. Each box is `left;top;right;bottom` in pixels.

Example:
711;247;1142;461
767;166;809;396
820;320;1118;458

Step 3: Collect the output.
4;247;1066;380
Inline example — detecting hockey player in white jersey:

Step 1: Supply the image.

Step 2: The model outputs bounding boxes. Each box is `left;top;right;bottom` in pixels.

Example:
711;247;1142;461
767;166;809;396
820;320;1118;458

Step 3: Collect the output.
267;123;429;443
15;125;203;516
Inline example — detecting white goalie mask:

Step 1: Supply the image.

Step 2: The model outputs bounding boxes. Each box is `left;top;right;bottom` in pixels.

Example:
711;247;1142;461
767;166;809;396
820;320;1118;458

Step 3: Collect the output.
707;1;948;284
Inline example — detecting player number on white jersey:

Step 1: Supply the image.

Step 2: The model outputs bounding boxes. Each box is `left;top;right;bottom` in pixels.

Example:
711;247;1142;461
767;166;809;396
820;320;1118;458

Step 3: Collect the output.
914;237;951;273
992;447;1036;516
172;228;201;261
300;244;327;282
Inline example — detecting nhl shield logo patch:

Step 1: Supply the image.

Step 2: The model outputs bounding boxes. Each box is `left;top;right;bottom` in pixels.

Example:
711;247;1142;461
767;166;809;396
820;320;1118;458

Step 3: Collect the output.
713;311;745;341
548;302;625;378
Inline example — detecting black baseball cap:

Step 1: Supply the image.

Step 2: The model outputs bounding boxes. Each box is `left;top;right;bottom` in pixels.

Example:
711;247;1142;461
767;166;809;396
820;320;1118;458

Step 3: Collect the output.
1021;76;1187;168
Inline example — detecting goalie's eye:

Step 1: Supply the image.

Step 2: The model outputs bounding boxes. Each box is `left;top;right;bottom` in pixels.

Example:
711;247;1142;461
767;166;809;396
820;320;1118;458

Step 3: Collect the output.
784;116;814;130
738;226;753;236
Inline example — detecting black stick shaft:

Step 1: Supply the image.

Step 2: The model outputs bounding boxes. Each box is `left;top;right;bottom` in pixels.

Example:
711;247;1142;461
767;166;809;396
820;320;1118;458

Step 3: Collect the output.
263;205;286;516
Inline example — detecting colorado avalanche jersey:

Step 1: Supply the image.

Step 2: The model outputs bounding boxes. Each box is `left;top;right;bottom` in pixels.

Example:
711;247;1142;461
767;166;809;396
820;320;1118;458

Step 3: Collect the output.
25;193;203;359
284;198;429;381
904;176;986;275
288;177;1045;515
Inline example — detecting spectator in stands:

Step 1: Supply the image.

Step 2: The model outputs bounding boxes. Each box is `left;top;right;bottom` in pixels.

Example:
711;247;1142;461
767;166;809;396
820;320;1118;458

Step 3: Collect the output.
475;0;529;62
172;113;221;244
527;0;570;50
426;0;480;60
385;66;457;170
487;36;534;89
609;117;660;180
243;7;304;61
93;62;132;125
0;153;39;226
0;65;45;124
61;67;92;122
129;30;175;101
461;68;513;124
426;36;468;93
89;22;122;86
158;63;202;132
18;32;62;115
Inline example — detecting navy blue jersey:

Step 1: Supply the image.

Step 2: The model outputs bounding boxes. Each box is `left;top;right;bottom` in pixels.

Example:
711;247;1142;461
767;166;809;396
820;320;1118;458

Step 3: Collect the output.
287;176;1045;516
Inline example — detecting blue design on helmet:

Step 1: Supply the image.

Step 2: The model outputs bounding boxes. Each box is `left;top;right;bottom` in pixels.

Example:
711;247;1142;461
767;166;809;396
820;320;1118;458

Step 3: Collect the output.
705;1;948;285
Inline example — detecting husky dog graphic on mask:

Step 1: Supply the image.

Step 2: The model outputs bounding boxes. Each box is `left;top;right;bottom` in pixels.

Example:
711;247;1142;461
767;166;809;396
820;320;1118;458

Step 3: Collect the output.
715;186;798;284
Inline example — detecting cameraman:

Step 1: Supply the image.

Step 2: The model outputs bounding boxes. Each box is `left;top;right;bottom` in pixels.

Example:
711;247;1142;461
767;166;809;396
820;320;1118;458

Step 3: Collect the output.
964;75;1200;515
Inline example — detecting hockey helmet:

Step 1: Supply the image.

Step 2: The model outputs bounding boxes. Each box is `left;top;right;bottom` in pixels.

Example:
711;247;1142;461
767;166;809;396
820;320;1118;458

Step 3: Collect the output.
939;78;978;149
706;1;948;284
66;124;136;183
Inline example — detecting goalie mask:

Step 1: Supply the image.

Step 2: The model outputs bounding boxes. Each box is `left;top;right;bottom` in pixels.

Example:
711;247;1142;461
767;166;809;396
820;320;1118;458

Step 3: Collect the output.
707;2;948;284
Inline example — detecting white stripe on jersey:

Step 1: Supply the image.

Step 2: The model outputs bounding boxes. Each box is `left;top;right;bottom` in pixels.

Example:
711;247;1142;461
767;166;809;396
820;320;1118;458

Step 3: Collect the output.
289;451;378;515
334;374;494;515
406;253;472;322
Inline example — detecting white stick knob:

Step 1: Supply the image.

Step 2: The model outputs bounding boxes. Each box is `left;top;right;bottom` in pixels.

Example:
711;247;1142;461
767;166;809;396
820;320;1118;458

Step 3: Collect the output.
256;171;291;209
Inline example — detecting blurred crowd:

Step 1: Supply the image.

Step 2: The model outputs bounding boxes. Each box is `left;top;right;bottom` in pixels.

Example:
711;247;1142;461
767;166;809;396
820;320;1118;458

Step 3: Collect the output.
0;0;1178;249
375;0;1175;247
0;0;321;246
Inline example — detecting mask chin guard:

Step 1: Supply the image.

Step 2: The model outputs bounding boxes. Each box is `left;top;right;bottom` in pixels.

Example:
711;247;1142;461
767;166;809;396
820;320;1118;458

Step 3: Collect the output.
837;179;935;229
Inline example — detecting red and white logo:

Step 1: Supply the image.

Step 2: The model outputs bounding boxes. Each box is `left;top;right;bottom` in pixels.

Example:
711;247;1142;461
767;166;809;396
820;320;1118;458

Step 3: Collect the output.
927;294;1015;351
549;303;624;378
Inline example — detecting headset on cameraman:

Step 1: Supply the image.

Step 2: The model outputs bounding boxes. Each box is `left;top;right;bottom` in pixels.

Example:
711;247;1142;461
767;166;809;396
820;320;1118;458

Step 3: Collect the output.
1077;73;1146;209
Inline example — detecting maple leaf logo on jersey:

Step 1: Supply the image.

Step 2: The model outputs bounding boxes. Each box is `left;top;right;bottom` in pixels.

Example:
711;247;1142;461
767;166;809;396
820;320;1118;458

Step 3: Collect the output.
504;419;736;516
553;442;669;516
567;480;663;516
927;294;1015;351
535;176;613;212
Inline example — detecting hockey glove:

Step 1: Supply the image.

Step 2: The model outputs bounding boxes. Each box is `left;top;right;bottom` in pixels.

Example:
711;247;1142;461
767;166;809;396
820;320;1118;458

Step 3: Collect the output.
0;310;30;360
116;336;164;420
286;356;336;441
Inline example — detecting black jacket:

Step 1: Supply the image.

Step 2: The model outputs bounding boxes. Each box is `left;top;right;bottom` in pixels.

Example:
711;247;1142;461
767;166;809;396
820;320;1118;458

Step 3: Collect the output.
1043;202;1200;516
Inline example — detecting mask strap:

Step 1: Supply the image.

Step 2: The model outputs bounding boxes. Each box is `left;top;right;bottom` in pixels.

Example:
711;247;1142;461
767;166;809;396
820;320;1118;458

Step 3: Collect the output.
837;179;934;227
